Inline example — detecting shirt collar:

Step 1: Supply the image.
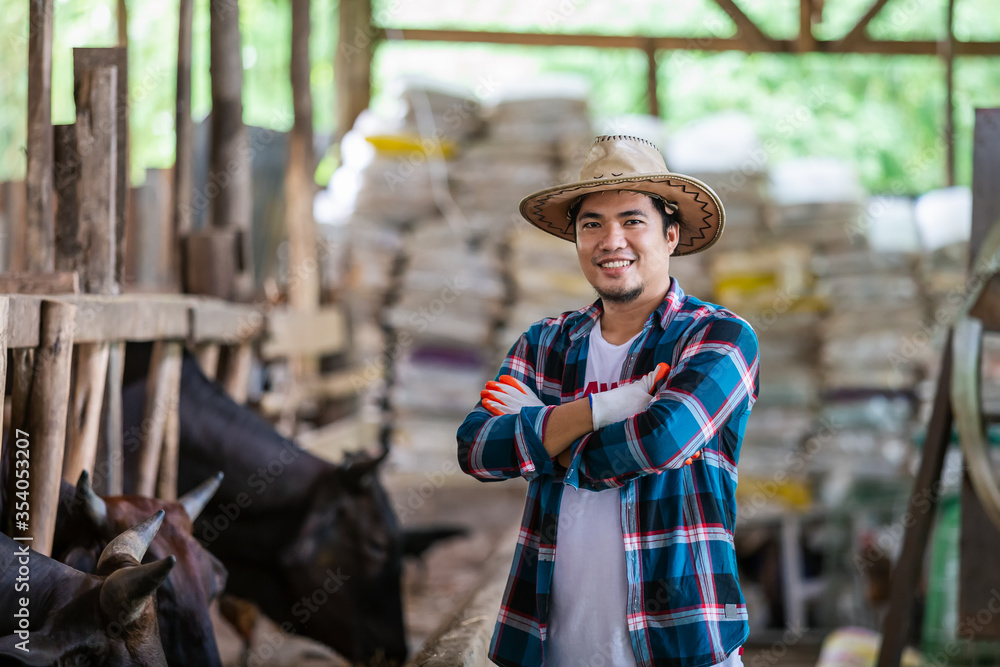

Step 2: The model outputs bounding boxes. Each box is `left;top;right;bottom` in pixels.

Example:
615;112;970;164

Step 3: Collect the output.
567;278;686;342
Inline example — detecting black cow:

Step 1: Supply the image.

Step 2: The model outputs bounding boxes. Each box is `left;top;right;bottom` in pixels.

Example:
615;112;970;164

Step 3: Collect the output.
122;353;408;665
0;512;174;666
53;472;228;667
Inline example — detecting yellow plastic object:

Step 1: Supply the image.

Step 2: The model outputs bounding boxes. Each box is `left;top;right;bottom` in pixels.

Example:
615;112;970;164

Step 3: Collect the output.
817;627;923;667
364;134;458;159
735;476;812;510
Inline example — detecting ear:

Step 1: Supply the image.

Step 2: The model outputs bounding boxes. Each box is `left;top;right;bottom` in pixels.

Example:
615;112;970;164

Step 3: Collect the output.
339;449;388;491
0;634;63;666
666;223;680;255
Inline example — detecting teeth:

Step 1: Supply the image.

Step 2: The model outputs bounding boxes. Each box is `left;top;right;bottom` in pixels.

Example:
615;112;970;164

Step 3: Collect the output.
602;260;632;269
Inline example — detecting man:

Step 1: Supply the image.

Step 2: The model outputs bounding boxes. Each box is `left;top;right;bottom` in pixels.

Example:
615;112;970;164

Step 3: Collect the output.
457;135;759;667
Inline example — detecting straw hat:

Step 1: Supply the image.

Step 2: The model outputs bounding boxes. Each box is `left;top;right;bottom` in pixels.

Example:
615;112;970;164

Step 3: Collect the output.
518;135;725;255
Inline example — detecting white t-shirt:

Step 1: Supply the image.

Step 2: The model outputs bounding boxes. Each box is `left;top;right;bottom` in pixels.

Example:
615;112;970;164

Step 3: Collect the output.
547;319;744;667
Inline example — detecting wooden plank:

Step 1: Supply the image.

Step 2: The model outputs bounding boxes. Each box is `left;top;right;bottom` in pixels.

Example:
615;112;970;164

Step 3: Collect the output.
709;0;771;50
189;297;263;342
220;341;253;404
0;181;27;272
876;331;954;667
958;107;1000;639
62;342;110;486
838;0;892;50
128;168;176;290
336;0;374;135
383;27;1000;57
135;340;182;497
63;64;118;295
53;123;81;263
71;295;191;342
116;0;127;45
7;298;41;349
73;47;128;285
262;306;349;359
21;299;76;556
0;271;79;295
25;0;55;273
174;0;195;288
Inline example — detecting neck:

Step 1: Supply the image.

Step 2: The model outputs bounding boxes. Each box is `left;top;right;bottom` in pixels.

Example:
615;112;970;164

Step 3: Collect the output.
599;285;668;345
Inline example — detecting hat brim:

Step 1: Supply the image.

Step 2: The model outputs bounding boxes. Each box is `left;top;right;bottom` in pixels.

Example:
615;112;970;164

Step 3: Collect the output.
518;174;725;256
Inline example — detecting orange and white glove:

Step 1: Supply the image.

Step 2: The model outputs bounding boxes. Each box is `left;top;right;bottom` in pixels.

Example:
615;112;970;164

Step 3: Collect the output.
480;375;544;416
590;362;670;431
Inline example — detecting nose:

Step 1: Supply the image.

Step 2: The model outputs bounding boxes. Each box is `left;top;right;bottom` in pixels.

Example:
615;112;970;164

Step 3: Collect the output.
597;222;627;250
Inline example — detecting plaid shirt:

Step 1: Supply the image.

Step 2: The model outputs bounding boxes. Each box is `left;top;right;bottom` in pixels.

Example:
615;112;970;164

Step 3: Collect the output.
457;279;760;667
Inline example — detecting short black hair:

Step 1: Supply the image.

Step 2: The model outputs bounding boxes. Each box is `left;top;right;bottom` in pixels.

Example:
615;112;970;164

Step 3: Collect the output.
568;191;682;240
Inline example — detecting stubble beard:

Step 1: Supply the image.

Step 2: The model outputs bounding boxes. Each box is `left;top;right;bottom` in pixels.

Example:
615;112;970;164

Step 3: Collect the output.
596;283;643;304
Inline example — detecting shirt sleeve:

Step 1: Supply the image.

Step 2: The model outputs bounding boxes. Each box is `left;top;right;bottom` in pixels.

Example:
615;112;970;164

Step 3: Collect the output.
456;331;557;482
564;314;759;491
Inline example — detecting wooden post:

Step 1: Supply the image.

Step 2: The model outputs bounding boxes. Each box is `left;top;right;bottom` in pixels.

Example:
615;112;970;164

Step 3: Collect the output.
798;0;816;53
128;169;176;290
157;386;180;501
21;300;77;556
958;108;1000;637
220;341;253;404
135;341;183;497
645;40;659;118
174;0;195;291
73;48;128;286
206;0;254;300
99;341;125;495
5;349;34;535
944;0;956;187
335;0;374;135
0;297;9;522
0;181;27;272
62;343;111;485
117;0;127;46
195;342;221;380
25;0;55;272
58;64;118;295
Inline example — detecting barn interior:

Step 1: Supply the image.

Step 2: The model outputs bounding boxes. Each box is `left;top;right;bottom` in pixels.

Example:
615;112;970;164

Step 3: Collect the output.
2;1;1000;666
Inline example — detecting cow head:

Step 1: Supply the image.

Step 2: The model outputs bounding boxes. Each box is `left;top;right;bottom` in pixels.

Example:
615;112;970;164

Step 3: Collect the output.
276;449;407;665
0;511;174;666
63;471;228;667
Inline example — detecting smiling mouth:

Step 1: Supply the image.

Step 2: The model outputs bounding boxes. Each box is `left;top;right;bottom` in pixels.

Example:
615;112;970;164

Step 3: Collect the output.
599;260;633;269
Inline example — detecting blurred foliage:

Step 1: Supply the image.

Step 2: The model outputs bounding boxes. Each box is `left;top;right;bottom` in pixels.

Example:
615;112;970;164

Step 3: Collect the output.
1;0;999;193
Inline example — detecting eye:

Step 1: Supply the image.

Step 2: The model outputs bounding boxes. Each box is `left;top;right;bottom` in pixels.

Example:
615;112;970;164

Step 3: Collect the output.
580;221;600;229
624;218;645;226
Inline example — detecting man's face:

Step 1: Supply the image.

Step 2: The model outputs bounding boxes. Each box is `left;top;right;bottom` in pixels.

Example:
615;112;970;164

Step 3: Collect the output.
574;190;679;305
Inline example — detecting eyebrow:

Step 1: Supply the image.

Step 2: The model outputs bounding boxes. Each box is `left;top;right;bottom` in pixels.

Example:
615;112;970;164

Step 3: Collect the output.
578;209;649;221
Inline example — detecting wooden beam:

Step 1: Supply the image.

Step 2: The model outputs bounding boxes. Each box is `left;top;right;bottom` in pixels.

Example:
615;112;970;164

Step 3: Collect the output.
645;40;659;117
838;0;892;50
220;341;253;404
0;298;9;516
194;342;221;379
0;181;27;272
262;306;348;359
4;349;33;535
959;109;1000;638
710;0;771;51
183;229;241;300
22;299;77;556
798;0;816;53
0;271;79;295
60;64;118;295
73;48;128;286
381;27;1000;56
944;0;957;187
25;0;55;272
117;0;127;46
336;0;375;135
173;0;195;290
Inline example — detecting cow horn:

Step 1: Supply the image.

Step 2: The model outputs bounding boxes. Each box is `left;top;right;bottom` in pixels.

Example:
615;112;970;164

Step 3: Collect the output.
75;470;108;529
100;555;176;626
340;449;389;489
96;510;165;575
179;471;224;521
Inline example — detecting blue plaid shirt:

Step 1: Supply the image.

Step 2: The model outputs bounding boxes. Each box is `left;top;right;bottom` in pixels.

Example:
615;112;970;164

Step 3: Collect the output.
457;279;760;667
